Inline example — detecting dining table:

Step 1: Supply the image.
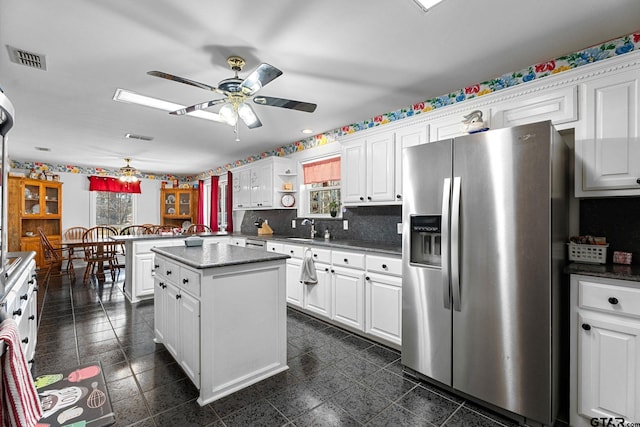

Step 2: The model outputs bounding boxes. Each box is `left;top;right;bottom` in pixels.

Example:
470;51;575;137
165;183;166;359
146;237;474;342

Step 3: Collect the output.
62;236;125;283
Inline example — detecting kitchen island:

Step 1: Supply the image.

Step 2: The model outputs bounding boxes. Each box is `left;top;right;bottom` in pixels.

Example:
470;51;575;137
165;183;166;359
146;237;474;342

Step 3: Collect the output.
151;243;289;405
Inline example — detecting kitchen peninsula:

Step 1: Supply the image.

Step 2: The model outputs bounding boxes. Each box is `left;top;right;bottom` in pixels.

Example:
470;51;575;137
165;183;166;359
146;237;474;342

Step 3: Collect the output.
151;242;289;405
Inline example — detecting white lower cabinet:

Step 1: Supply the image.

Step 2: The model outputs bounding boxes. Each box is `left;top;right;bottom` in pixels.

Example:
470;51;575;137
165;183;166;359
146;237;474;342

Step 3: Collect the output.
285;258;303;307
305;262;332;318
154;263;201;388
365;272;401;346
570;275;640;427
135;253;155;297
331;265;365;331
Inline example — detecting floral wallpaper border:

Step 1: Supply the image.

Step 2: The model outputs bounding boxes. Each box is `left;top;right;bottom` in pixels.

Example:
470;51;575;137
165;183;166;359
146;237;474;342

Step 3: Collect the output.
13;31;640;182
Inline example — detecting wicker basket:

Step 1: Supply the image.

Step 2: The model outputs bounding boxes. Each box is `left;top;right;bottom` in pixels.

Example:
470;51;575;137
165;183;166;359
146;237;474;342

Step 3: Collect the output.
567;243;609;264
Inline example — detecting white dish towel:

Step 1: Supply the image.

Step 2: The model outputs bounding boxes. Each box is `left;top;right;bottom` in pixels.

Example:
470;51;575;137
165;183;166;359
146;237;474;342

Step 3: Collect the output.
300;249;318;285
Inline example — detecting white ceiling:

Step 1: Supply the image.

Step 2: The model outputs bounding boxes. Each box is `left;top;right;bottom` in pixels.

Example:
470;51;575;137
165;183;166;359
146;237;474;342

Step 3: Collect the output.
1;0;639;176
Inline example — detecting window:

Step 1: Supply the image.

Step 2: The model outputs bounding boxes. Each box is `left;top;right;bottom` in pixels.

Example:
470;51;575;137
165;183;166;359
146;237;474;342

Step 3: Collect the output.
218;178;228;230
302;156;341;217
95;192;134;229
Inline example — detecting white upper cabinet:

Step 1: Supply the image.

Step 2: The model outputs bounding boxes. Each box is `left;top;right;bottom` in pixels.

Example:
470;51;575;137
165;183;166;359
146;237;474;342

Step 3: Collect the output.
576;67;640;197
491;85;578;129
341;133;395;205
394;123;428;203
232;157;296;210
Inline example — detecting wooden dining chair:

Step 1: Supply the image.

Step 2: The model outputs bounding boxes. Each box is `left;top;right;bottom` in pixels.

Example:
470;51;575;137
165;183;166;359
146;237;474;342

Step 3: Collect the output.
153;225;175;234
186;224;212;234
81;226;119;284
63;226;88;270
119;225;152;235
38;227;75;286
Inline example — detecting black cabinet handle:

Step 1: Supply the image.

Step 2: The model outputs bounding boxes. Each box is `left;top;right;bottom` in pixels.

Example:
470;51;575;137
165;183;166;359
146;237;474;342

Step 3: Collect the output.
382;264;387;269
636;178;640;185
34;286;39;292
28;315;35;320
290;250;294;254
28;359;34;364
22;337;28;344
582;323;591;331
154;264;159;269
20;293;28;301
396;194;402;199
176;294;182;300
182;278;189;284
325;268;329;272
608;297;619;305
313;254;318;258
330;269;335;273
367;196;372;201
359;196;364;201
28;279;35;285
13;309;21;316
365;276;370;281
344;258;348;263
166;270;172;275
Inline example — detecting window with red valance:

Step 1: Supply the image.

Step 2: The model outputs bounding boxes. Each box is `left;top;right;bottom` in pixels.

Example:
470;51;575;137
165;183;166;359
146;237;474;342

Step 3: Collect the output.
88;176;141;194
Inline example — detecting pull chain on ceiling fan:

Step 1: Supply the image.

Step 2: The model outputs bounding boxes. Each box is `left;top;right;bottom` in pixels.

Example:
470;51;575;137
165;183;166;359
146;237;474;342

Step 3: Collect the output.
147;56;317;135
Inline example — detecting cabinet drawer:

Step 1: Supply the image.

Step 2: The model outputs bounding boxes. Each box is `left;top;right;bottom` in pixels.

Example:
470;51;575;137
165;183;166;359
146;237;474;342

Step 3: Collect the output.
157;258;179;280
284;244;305;259
180;267;201;297
267;242;285;254
332;250;365;269
579;279;640;318
309;247;331;264
366;254;402;276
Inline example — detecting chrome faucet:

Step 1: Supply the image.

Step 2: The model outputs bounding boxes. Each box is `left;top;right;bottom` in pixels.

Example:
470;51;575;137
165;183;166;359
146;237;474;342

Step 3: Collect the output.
300;218;317;239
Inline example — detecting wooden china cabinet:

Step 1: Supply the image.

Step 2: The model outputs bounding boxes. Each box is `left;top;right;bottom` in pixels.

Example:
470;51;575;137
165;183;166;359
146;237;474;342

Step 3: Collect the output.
160;187;198;228
8;176;63;268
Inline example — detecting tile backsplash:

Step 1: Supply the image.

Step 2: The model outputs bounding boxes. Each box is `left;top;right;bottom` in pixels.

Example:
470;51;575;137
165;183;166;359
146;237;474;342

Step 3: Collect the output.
240;205;402;247
580;197;640;264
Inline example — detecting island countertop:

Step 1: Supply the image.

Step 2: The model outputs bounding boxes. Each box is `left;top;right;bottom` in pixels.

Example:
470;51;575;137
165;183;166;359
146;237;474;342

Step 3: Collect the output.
151;243;289;269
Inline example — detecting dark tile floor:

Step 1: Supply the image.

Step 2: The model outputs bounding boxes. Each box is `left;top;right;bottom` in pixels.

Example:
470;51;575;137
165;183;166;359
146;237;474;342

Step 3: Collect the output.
34;268;520;427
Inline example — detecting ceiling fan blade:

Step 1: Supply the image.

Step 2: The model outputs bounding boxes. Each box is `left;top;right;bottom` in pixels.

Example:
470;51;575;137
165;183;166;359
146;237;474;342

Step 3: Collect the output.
253;96;317;113
147;71;225;94
170;99;227;115
238;103;262;129
240;63;283;96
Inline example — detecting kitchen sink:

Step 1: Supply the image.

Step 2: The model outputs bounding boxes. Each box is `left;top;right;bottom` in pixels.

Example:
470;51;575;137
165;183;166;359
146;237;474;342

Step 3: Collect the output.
285;237;316;242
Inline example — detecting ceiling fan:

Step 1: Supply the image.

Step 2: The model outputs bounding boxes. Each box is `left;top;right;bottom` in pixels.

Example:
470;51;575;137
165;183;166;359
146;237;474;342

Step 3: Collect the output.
147;56;317;132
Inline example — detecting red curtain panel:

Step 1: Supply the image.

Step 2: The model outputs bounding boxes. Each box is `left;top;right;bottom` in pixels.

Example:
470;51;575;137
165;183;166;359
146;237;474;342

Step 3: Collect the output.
88;176;141;193
210;175;219;231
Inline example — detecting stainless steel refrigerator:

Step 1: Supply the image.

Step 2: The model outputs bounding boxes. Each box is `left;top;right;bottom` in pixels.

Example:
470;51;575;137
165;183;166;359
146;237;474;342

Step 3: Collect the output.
402;121;567;426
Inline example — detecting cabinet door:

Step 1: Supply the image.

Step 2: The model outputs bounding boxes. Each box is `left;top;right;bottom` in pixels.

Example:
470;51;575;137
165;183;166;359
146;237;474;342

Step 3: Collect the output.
366;133;395;202
43;183;61;216
235;169;251;208
304;262;332;319
285;259;303;307
365;273;402;345
578;312;640;423
178;190;192;216
153;279;167;343
332;266;365;331
179;291;200;387
258;163;273;207
394;124;428;202
341;140;367;203
164;283;181;358
577;69;640;196
135;253;156;298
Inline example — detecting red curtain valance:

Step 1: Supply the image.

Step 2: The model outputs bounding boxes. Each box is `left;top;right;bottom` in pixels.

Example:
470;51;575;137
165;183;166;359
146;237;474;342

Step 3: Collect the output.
88;176;141;193
303;157;341;184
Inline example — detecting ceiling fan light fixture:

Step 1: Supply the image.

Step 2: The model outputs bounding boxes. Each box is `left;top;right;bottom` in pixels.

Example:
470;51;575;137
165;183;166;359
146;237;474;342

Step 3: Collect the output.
238;103;259;127
219;103;238;126
118;157;140;183
412;0;444;12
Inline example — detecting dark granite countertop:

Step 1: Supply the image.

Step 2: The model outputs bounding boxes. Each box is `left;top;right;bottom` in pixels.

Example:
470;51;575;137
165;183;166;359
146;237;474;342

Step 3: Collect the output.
565;262;640;282
117;232;230;242
241;234;402;256
0;251;36;301
151;244;289;269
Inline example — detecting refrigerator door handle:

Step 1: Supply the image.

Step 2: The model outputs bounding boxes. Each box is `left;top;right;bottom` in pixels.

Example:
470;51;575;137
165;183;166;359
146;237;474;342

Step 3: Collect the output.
451;176;462;311
441;178;451;309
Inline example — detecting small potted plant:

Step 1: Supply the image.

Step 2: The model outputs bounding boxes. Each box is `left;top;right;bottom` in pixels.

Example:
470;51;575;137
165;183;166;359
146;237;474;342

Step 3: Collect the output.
329;200;339;217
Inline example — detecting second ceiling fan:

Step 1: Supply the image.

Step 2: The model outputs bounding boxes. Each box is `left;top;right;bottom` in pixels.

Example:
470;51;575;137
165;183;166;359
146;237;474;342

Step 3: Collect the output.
148;56;317;130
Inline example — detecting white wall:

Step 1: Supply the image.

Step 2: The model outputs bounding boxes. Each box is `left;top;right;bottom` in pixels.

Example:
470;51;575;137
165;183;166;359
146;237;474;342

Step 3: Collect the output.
57;171;160;232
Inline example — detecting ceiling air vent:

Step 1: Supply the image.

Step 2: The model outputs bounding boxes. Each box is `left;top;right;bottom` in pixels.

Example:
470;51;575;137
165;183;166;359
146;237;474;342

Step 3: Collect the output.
7;45;47;70
125;133;154;141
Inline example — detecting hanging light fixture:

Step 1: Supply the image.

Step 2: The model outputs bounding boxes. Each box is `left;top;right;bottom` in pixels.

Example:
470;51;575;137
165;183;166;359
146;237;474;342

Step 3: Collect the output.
118;158;139;182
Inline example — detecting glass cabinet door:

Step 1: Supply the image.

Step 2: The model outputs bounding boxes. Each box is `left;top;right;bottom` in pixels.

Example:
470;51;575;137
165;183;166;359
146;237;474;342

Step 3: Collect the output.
179;191;191;216
44;184;59;215
164;190;177;215
23;183;40;215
